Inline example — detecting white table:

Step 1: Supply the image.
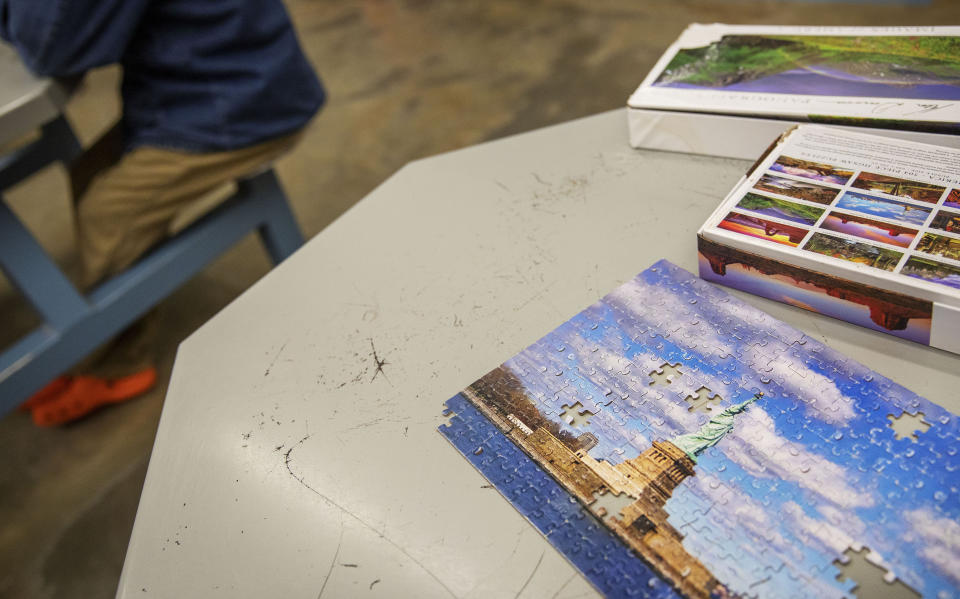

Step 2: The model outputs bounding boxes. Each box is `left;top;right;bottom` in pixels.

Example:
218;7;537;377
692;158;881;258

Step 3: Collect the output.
117;110;960;598
0;43;69;146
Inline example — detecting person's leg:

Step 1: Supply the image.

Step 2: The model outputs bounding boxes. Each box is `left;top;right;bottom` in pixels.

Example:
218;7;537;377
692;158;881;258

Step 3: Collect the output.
29;131;302;426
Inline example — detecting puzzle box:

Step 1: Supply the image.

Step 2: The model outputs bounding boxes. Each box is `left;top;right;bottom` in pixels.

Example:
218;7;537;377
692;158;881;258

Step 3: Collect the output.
698;124;960;354
627;24;960;159
440;260;958;599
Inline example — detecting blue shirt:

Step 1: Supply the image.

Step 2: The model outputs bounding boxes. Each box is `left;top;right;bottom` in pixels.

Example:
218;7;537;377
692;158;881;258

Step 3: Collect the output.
0;0;325;152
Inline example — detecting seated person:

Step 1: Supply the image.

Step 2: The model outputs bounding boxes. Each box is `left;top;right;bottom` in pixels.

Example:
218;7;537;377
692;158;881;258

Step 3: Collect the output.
2;0;325;425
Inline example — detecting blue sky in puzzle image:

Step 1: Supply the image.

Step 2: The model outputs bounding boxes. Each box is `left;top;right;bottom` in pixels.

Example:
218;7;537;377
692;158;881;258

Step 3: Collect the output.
500;261;959;599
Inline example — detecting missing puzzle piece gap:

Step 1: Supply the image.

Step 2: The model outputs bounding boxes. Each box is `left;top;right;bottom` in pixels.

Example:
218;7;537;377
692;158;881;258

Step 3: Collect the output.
683;386;725;414
589;489;635;520
648;362;683;387
560;401;594;428
833;545;920;599
887;411;932;442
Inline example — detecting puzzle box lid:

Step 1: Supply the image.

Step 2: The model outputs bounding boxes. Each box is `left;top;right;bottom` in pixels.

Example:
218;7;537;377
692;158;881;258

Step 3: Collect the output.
629;24;960;131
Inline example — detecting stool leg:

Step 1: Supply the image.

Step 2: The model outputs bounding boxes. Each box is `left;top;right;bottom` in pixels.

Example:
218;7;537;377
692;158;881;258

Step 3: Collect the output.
244;170;304;264
0;197;89;329
44;114;83;164
0;115;82;191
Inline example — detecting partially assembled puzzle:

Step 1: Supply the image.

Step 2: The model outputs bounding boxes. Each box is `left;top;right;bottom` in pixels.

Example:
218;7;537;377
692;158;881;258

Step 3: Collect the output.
440;260;958;599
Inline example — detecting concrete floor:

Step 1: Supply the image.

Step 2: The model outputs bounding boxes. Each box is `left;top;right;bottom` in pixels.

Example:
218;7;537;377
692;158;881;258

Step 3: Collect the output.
2;1;960;597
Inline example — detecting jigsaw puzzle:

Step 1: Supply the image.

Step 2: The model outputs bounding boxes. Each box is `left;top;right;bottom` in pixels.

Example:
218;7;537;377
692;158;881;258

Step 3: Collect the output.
439;260;959;599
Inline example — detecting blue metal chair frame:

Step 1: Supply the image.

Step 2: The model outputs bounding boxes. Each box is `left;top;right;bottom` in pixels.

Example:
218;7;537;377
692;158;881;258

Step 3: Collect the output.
0;116;304;414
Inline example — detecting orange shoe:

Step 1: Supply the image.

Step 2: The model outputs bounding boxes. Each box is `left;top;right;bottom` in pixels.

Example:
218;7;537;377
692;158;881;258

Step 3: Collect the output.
31;367;157;427
19;376;73;412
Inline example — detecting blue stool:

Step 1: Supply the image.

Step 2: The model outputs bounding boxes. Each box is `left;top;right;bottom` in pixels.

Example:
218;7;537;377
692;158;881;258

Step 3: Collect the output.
0;117;304;414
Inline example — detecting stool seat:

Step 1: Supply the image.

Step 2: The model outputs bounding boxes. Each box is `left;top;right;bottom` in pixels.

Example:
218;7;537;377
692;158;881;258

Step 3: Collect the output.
168;179;239;235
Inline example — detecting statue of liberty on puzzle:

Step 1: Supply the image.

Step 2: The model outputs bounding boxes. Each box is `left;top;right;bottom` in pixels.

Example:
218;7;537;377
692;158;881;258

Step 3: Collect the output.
441;260;958;599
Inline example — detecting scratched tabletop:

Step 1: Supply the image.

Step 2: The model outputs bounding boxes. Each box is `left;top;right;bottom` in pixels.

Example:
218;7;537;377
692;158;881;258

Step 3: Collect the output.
117;109;960;598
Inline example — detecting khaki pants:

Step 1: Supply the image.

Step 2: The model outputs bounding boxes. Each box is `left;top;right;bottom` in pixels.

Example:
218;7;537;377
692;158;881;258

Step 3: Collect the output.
68;126;302;376
75;127;301;288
